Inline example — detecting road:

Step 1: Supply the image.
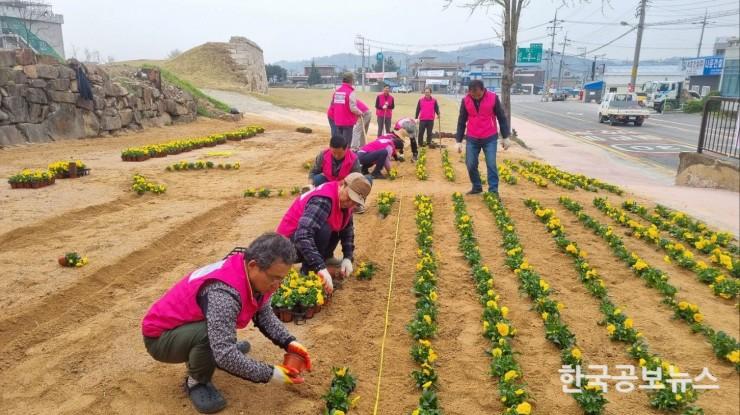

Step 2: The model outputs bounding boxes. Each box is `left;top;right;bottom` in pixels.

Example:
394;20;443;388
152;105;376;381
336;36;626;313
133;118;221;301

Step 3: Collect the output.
509;95;702;171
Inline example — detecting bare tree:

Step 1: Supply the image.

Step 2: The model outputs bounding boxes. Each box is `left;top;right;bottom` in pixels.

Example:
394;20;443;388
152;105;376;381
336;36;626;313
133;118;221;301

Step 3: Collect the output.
83;48;92;63
107;55;115;64
6;1;54;50
445;0;530;125
445;1;602;125
168;49;182;59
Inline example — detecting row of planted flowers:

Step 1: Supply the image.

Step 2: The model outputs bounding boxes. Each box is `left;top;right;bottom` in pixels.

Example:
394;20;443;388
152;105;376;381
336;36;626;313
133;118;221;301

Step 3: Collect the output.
408;194;441;415
440;149;455;182
8;160;88;189
559;197;740;371
498;161;518;185
416;148;428;180
322;367;360;415
621;200;739;274
517;160;623;195
526;198;703;412
120;126;264;161
166;160;241;171
451;192;532;415
483;192;608;414
651;204;739;255
593;197;739;299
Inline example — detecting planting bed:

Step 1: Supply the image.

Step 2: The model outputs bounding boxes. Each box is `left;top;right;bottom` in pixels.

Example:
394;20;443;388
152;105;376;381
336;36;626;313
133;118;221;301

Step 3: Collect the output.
0;114;737;415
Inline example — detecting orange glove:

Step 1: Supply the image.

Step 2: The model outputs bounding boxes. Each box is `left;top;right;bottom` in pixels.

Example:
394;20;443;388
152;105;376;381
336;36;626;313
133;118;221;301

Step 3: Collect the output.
271;365;304;384
287;341;312;371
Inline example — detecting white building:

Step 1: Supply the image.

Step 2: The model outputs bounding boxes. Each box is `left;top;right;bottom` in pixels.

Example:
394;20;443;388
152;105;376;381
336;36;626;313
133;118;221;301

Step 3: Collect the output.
0;1;64;59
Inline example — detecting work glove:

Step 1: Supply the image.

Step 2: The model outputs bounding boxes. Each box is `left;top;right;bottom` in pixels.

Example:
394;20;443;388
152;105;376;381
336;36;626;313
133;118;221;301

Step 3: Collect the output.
286;341;313;371
318;268;334;295
455;142;463;153
271;365;304;384
340;258;353;278
501;138;511;151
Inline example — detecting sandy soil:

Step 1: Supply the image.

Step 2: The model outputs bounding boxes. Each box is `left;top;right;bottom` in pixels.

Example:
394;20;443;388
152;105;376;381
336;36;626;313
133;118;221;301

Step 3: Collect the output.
0;117;737;415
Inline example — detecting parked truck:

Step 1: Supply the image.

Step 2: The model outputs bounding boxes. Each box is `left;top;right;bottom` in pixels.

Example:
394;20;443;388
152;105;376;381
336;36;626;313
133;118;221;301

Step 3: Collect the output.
641;80;683;112
598;92;650;126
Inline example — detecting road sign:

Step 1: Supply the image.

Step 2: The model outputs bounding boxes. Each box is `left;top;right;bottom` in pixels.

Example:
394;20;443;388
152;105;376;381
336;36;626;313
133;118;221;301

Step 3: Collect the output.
376;52;384;61
517;43;542;63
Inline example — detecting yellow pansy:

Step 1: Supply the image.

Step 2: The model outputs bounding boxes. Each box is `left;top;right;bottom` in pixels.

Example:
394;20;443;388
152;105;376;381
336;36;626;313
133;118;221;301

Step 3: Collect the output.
503;370;519;382
496;322;510;337
516;401;532;415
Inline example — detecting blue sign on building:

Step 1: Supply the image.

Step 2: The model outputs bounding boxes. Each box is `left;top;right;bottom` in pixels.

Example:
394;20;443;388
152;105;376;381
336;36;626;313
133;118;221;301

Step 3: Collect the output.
703;56;724;76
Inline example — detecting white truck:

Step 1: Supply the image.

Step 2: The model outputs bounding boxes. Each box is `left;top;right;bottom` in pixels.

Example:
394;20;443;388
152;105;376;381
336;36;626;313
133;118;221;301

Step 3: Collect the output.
598;93;650;126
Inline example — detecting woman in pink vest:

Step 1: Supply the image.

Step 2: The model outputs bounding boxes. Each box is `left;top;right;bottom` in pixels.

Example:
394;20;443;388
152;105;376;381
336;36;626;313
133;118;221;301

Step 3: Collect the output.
455;80;511;195
329;73;362;148
307;135;361;186
357;129;406;179
277;173;372;293
141;233;310;414
415;87;440;148
375;85;395;136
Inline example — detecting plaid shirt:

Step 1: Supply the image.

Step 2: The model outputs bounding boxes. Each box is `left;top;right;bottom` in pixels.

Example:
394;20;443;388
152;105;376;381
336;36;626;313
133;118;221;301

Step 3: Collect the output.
294;196;354;271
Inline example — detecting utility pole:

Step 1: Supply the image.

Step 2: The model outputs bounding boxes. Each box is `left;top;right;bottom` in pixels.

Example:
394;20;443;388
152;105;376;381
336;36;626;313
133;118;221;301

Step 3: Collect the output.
629;0;647;91
354;35;366;90
544;8;562;100
557;33;570;90
697;9;708;57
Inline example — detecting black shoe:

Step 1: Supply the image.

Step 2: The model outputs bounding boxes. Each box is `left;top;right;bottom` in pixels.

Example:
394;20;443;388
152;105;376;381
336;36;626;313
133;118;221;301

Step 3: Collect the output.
466;189;483;195
184;379;227;414
372;173;387;180
236;340;251;354
428;142;437;149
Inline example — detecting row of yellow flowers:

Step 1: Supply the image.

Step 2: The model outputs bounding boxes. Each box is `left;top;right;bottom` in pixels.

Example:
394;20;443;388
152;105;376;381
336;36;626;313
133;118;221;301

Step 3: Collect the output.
622;200;739;278
594;198;738;299
560;197;740;371
526;198;702;412
452;192;531;415
121;126;264;160
408;194;440;415
440;149;455;182
416;148;428;181
483;193;608;414
131;173;166;195
377;191;397;218
499;160;518;185
518;160;623;195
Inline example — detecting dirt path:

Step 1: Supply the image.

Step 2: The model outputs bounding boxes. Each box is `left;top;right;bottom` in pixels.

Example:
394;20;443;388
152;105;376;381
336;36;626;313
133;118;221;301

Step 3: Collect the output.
203;89;328;128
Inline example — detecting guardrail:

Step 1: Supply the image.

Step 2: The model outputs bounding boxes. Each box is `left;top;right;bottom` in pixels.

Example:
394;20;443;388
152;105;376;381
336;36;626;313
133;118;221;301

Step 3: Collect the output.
697;96;739;159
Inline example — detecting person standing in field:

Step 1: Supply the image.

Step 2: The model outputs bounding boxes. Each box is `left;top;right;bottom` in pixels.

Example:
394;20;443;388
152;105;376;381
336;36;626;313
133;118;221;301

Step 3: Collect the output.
329;73;363;147
415;87;440;149
375;85;395;136
455;80;511;195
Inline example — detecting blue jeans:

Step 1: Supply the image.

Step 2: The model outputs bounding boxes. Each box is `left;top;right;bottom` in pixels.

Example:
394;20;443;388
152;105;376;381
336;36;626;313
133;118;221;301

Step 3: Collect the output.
465;135;499;192
311;173;329;187
328;117;337;137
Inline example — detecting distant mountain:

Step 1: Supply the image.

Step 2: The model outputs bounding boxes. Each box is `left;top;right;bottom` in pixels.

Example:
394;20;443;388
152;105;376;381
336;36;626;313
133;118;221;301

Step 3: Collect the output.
272;43;506;74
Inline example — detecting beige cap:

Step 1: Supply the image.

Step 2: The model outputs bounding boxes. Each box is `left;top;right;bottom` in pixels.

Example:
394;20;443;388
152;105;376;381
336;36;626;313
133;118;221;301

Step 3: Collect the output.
344;172;372;207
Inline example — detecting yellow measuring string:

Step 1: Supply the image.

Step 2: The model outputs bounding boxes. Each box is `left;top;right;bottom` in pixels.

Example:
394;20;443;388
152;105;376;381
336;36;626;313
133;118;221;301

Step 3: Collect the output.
372;184;405;415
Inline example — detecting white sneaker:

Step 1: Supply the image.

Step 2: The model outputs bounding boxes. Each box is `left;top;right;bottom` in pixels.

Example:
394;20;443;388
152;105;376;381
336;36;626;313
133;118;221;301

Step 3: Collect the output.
355;205;366;214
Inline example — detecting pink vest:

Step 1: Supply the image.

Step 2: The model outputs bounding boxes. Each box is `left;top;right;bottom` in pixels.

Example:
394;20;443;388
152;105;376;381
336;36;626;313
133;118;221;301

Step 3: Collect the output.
331;83;358;127
464;91;498;139
141;253;270;338
418;97;437;121
327;104;334;120
360;135;397;157
376;93;394;118
277;181;353;238
322;149;358;181
357;99;369;113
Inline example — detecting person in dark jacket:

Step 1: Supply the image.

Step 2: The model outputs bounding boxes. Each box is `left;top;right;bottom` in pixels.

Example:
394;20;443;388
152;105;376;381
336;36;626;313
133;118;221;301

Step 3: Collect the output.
455;80;511;195
415;87;440;148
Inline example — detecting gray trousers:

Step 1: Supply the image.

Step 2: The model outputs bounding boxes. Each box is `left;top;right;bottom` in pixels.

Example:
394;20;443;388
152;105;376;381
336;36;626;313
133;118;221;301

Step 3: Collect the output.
351;111;372;149
377;116;392;136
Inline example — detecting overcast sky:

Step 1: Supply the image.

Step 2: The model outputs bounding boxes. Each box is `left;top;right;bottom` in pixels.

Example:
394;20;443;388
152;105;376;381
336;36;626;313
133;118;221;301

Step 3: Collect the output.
52;0;739;63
